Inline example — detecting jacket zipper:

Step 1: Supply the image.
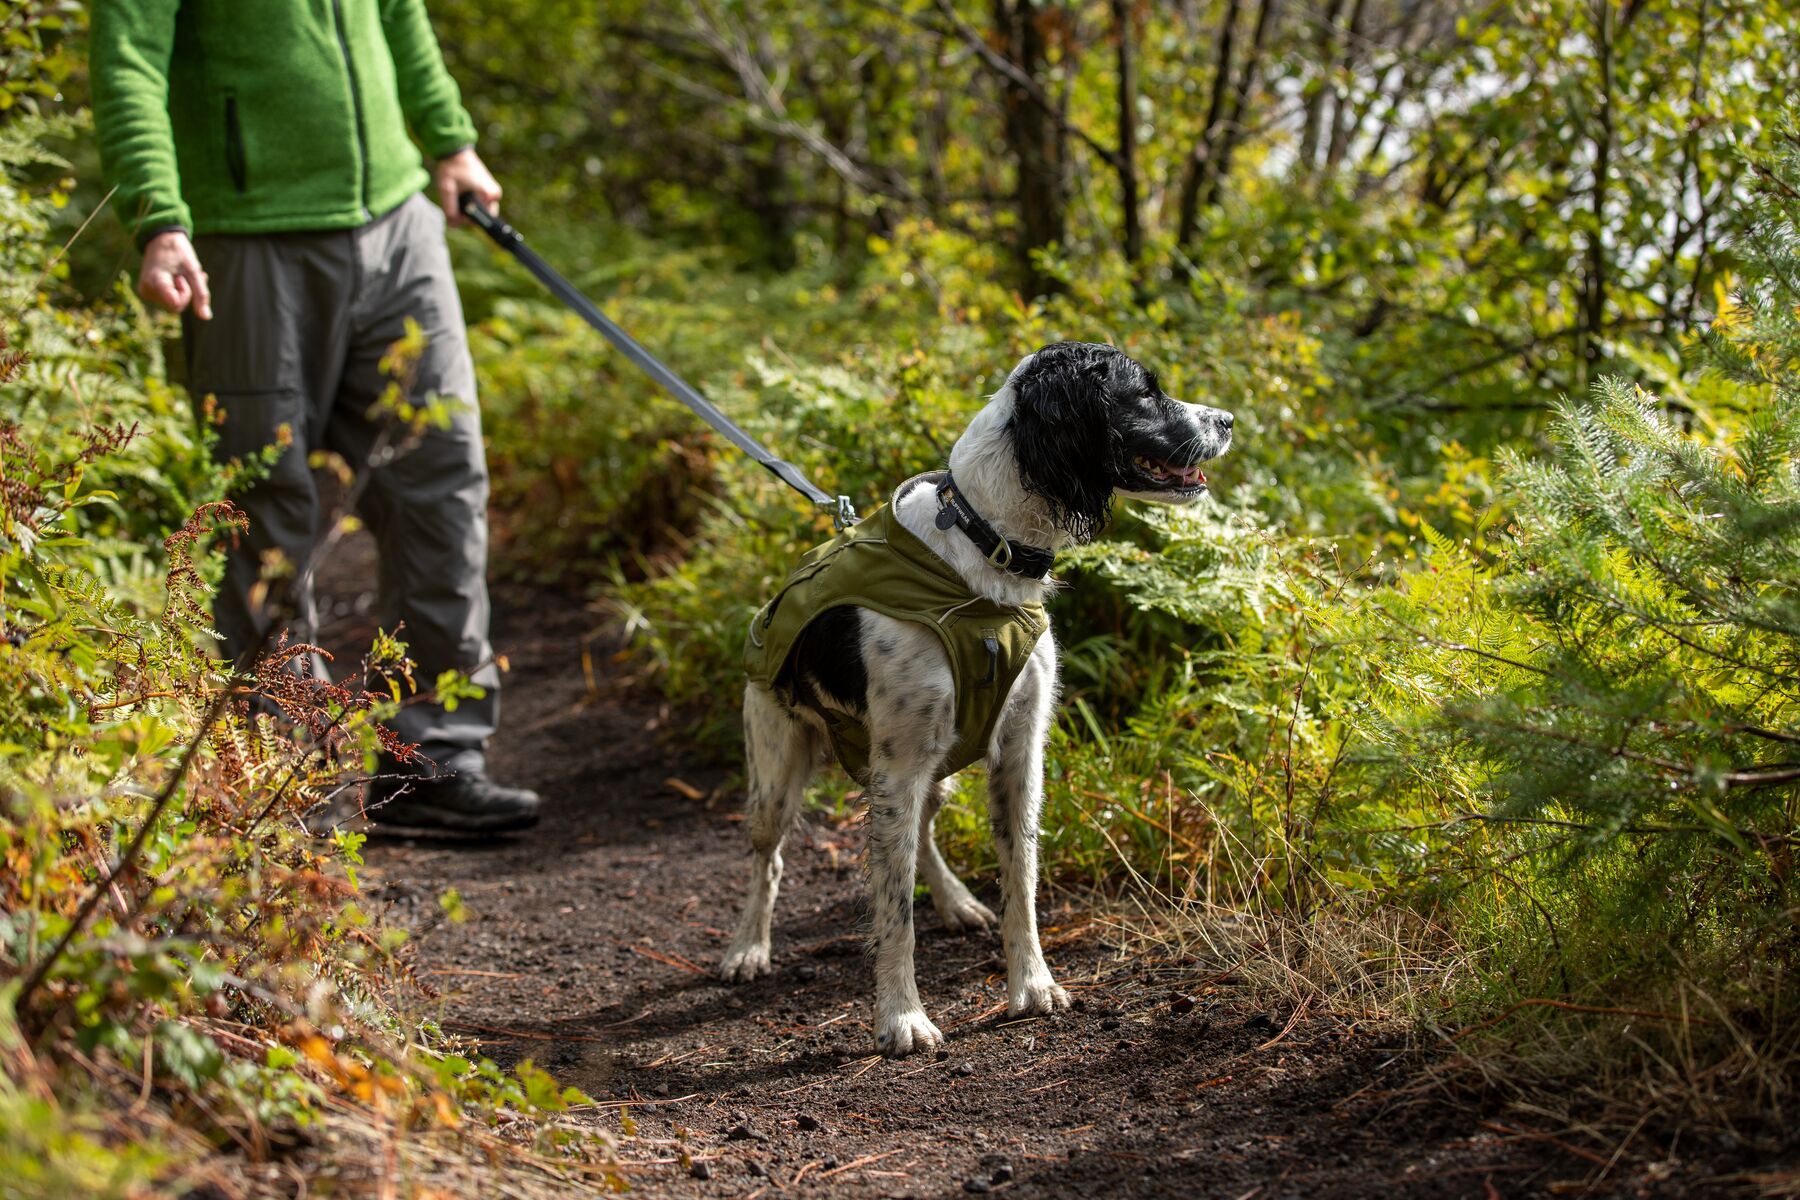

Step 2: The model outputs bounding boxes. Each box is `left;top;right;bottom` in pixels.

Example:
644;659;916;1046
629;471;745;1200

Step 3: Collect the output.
328;0;372;220
224;95;247;193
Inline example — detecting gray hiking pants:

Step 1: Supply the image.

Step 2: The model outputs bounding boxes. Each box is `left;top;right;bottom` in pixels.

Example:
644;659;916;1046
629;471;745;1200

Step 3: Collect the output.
184;192;498;774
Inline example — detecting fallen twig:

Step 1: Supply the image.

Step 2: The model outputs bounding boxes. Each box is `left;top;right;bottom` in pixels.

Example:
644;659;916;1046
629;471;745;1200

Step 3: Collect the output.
1255;995;1313;1051
1479;1120;1610;1167
817;1148;903;1179
610;939;709;975
422;967;523;980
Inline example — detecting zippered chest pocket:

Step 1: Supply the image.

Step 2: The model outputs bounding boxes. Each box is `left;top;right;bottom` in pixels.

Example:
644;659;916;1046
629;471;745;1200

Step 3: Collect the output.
978;628;1000;687
224;95;247;193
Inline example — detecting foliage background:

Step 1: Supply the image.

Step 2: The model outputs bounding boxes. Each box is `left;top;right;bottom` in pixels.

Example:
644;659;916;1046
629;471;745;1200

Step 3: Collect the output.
5;0;1800;1191
432;0;1800;1124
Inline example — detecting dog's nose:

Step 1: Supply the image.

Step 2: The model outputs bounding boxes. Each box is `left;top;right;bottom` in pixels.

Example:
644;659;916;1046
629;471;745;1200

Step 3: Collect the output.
1219;411;1234;428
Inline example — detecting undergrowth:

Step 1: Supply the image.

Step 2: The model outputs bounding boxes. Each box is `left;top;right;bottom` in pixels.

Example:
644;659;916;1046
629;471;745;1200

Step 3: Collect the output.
7;0;1797;1182
462;108;1800;1139
0;14;621;1194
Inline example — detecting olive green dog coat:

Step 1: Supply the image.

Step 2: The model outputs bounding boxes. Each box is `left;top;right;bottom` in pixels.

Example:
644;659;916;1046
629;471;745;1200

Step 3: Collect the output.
745;475;1049;783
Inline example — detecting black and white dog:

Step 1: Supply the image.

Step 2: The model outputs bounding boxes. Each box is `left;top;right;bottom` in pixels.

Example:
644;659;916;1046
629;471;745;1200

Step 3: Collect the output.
720;341;1234;1056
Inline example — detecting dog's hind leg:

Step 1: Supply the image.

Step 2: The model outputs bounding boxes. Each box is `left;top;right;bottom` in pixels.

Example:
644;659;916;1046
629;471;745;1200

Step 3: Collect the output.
985;638;1071;1017
918;779;997;932
721;682;816;982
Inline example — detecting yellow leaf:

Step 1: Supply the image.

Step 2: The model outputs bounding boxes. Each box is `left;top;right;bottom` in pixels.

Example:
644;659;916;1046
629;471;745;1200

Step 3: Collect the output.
428;1092;462;1129
1713;275;1735;324
299;1035;338;1073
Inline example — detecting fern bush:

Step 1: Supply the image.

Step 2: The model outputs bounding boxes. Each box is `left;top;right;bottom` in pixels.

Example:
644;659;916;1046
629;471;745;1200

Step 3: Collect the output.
1356;137;1800;1019
563;255;1401;902
1372;380;1800;846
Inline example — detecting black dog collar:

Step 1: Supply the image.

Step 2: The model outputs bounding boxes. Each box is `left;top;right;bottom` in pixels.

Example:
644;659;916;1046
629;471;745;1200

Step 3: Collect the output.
933;471;1056;580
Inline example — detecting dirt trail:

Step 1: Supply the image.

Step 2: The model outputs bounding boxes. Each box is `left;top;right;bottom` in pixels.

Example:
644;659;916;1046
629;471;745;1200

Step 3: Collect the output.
330;573;1732;1199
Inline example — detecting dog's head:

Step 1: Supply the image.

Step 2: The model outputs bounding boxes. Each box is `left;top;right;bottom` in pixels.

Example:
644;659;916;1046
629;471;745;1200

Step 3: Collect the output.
1000;342;1234;542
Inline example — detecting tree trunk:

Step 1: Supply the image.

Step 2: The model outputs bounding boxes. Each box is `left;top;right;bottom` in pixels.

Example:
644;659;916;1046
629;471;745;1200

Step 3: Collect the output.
1199;0;1277;212
1174;0;1241;247
992;0;1068;295
749;137;796;270
1295;0;1345;178
1580;0;1613;383
1111;0;1143;267
1323;0;1368;173
1353;0;1426;186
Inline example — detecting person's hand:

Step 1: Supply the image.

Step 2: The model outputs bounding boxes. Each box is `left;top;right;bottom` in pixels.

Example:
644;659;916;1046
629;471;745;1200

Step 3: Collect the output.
138;230;212;319
434;147;501;227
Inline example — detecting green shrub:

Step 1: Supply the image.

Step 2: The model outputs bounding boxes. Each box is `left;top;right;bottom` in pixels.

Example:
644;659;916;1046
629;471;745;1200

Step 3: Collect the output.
0;32;617;1189
1360;371;1800;1013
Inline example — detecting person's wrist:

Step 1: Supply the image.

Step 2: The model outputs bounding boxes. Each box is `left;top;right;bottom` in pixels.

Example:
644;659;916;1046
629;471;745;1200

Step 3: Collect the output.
144;228;190;252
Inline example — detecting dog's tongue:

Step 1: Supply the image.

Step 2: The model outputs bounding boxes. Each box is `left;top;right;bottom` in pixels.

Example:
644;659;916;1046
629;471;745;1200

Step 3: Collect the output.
1174;463;1207;487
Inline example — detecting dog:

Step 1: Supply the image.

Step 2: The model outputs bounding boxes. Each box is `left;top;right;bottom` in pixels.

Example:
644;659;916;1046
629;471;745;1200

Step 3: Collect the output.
720;341;1235;1057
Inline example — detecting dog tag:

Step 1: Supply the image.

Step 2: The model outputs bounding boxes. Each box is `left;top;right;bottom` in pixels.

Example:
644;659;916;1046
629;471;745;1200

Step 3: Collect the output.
935;506;959;530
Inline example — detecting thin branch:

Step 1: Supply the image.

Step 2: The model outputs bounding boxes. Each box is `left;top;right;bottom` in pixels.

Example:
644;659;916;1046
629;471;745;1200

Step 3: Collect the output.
634;47;919;206
16;670;251;1009
1362;810;1797;847
923;0;1122;170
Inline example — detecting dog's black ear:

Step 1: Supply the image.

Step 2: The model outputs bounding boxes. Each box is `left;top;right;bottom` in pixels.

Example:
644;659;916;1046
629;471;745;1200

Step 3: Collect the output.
1007;343;1117;542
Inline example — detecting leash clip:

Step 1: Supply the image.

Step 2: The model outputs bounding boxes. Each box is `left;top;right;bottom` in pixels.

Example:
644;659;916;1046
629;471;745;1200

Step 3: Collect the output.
826;495;859;530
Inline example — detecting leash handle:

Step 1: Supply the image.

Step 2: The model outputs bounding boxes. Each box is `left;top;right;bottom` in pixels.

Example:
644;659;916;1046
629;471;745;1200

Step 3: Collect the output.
458;194;523;247
457;193;858;529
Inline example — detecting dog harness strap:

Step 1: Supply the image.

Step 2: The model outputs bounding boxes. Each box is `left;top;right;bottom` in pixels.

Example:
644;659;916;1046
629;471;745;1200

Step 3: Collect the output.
934;472;1056;580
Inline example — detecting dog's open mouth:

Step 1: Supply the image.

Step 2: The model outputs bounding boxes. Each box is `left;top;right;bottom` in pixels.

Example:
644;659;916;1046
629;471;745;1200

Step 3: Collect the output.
1133;454;1208;490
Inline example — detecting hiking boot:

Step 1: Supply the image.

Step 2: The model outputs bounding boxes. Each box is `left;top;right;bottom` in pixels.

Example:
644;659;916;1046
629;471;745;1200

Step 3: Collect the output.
367;769;542;834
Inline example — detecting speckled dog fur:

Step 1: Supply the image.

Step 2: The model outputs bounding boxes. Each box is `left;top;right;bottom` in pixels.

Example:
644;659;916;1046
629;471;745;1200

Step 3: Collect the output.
721;343;1235;1057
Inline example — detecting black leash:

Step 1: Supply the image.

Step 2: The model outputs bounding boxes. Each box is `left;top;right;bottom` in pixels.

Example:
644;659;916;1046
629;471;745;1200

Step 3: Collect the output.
458;193;858;530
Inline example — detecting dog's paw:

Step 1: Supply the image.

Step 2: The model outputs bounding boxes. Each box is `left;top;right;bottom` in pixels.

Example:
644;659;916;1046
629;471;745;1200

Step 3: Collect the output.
935;894;998;933
1008;976;1071;1017
874;1008;944;1058
719;941;772;982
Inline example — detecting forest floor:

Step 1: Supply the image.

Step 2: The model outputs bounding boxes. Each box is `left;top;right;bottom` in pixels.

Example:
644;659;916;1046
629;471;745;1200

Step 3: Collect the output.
318;547;1768;1199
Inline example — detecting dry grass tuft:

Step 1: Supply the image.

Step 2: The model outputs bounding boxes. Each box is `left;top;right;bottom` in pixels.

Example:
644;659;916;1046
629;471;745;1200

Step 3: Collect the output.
1066;797;1799;1180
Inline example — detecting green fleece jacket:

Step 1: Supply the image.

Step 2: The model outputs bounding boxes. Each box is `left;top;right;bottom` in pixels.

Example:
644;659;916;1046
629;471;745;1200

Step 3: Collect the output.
91;0;478;247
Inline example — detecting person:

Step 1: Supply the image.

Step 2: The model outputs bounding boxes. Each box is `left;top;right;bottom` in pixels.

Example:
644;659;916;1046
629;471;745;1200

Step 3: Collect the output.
91;0;540;833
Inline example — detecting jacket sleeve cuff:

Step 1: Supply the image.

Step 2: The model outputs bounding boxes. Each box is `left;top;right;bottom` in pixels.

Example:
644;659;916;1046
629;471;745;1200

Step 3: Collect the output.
135;222;190;251
130;194;193;249
420;112;479;162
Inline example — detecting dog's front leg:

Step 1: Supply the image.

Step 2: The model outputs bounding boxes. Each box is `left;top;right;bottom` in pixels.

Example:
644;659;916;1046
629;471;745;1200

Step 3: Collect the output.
865;758;941;1056
861;619;961;1057
987;643;1071;1017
